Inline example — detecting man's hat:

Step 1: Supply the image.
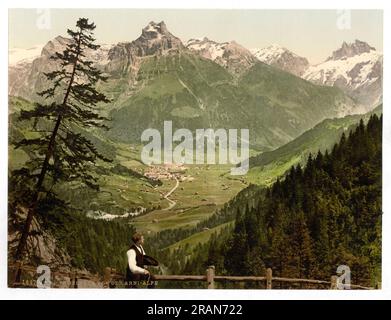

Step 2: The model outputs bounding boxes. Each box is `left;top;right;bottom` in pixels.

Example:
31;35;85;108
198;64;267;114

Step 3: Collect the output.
143;255;159;266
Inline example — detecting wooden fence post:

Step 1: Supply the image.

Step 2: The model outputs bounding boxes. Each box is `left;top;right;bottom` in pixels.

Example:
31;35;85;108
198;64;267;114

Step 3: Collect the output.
13;261;22;285
266;268;272;289
104;267;112;288
206;266;215;289
330;275;338;289
67;271;78;288
110;268;117;288
73;272;78;288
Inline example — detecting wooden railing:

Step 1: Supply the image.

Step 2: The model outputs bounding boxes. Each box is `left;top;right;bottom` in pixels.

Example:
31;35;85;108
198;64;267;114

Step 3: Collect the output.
9;264;374;289
106;266;375;290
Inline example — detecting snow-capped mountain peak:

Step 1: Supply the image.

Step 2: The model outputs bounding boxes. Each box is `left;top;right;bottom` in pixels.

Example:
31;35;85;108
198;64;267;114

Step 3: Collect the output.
186;37;257;74
303;50;381;87
250;39;382;109
186;37;228;60
141;21;171;40
302;40;382;109
251;44;309;76
251;44;290;61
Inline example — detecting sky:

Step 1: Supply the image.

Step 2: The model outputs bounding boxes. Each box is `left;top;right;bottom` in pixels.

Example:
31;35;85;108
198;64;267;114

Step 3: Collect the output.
9;9;383;64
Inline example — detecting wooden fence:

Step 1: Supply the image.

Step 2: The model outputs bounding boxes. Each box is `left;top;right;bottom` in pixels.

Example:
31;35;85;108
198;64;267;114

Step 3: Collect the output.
9;263;374;289
107;266;374;289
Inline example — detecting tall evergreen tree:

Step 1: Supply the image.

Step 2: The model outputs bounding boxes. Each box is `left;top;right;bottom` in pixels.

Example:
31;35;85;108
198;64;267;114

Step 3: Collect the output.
12;18;111;261
224;210;249;275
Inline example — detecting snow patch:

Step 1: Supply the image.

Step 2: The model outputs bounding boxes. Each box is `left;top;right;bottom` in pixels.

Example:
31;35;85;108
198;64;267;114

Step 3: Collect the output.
302;50;382;89
250;44;303;64
186;38;228;61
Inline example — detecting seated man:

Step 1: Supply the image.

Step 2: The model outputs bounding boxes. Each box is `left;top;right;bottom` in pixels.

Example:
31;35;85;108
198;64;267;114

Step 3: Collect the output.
125;232;155;288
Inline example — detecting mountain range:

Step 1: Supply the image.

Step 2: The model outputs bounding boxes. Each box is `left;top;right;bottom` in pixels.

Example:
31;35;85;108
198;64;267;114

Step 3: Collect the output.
9;24;382;111
185;38;382;109
302;40;382;109
251;40;382;109
9;21;378;151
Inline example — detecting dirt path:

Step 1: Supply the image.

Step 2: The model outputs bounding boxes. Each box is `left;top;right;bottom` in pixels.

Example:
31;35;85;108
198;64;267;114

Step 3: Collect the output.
162;177;179;211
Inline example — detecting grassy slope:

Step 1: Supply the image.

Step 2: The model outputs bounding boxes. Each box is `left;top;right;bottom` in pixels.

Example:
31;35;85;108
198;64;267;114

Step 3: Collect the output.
246;105;383;186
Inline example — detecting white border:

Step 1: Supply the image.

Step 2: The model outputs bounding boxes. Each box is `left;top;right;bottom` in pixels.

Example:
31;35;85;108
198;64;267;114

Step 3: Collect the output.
1;0;389;300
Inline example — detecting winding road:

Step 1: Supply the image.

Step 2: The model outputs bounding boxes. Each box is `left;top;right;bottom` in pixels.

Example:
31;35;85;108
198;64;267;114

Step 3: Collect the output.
162;177;179;211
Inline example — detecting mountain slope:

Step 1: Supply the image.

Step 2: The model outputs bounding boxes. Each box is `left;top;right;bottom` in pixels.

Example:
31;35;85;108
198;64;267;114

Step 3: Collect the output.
106;50;358;151
183;113;382;287
247;105;382;185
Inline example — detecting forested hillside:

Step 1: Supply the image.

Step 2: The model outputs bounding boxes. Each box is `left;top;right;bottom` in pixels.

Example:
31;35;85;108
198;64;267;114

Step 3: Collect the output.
178;114;382;288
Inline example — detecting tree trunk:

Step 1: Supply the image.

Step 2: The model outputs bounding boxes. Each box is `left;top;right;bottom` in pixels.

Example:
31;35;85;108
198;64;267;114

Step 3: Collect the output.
14;30;82;272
